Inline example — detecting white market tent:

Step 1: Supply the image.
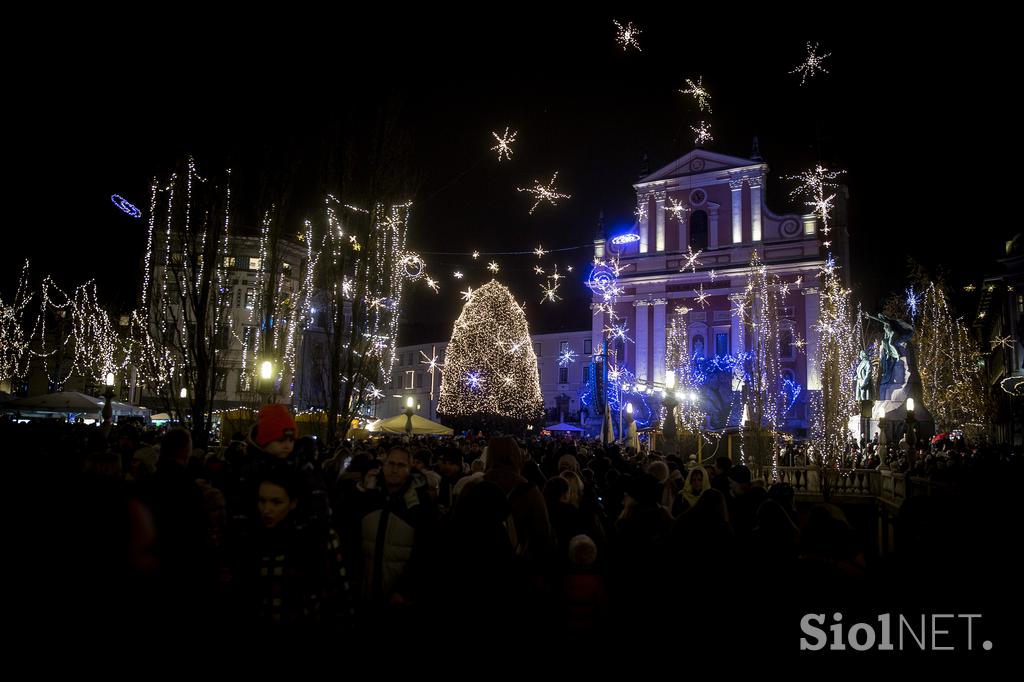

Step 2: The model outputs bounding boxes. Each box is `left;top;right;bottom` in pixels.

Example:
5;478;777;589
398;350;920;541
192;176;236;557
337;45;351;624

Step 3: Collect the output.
367;413;453;436
543;422;584;433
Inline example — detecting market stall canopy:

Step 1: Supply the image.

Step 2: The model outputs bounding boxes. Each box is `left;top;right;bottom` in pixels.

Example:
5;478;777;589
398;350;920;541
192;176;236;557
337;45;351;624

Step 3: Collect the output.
367;414;453;435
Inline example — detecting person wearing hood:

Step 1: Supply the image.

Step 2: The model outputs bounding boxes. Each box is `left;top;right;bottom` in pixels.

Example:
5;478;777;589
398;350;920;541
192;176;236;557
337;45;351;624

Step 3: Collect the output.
483;436;554;568
225;404;331;533
673;465;710;517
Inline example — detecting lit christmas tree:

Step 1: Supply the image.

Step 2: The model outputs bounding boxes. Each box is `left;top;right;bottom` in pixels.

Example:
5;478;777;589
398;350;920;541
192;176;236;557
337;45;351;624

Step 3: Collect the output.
438;279;543;426
917;282;989;435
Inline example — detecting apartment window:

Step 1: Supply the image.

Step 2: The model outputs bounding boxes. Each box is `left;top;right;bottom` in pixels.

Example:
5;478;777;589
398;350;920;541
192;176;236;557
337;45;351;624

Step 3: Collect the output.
223;256;236;268
534;342;542;357
560;340;569;354
715;330;730;358
584;339;592;355
282;262;292;276
214;370;228;392
244;288;254;310
249;257;261;271
404;370;415;390
559;366;569;384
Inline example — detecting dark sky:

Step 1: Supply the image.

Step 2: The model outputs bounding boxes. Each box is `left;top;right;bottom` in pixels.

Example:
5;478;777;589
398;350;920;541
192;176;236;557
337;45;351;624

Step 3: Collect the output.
7;12;1017;345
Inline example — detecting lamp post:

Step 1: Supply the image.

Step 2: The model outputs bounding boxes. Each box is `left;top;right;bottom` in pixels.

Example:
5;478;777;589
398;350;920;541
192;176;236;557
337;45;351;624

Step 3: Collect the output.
404;396;415;437
905;397;916;449
102;372;115;428
625;402;637;451
662;370;679;455
260;360;274;404
178;386;187;425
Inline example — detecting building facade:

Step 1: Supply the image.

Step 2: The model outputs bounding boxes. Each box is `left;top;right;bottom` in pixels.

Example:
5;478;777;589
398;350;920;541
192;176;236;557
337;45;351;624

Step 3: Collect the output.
590;149;831;435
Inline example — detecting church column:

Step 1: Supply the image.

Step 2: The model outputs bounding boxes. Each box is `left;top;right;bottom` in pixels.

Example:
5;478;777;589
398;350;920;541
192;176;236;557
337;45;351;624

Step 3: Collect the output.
638;193;650;253
708;205;719;249
730;177;744;244
635;301;649;384
655;192;666;252
749;176;763;242
653;299;667;386
804;287;821;390
728;293;745;356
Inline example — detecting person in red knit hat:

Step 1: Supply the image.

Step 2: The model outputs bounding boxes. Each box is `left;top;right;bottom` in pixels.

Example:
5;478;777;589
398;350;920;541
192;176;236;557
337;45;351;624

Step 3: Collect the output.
254;403;297;458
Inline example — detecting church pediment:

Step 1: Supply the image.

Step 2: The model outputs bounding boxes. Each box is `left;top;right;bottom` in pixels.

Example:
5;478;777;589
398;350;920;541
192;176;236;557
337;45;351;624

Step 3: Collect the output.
635;149;765;188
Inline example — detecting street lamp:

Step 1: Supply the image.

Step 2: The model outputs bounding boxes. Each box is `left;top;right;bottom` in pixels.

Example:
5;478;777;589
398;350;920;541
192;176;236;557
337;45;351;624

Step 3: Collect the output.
404;396;416;437
905;397;916;448
662;370;679;455
102;372;115;428
625;401;637;451
260;360;274;404
180;387;187;399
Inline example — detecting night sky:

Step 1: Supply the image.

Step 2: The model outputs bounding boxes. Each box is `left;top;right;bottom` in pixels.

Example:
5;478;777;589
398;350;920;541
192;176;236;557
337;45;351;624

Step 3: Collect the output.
7;13;1016;345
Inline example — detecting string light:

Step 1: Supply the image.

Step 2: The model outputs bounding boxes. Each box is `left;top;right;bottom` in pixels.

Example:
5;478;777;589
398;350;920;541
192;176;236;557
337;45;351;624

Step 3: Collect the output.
453;271;463;279
111;194;142;218
438;280;543;420
906;286;920;319
790;42;831;85
533;245;547;258
613;19;641;51
789;165;845;237
488;261;500;273
491;127;517;161
991;335;1014;350
679;76;712;113
559;347;577;367
425;276;440;293
517;172;571;214
461;287;474;301
534;266;545;275
694;283;710;308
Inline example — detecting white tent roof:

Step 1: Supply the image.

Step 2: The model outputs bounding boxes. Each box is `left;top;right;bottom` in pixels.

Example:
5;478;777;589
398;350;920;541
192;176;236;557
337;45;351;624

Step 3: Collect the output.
4;391;105;413
368;413;453;435
544;422;584;432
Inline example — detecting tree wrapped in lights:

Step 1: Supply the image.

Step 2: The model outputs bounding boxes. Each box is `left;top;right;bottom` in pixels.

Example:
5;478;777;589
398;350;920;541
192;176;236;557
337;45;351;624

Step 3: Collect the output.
438;280;543;427
0;261;34;391
917;282;989;434
809;259;861;500
134;157;233;446
737;251;786;478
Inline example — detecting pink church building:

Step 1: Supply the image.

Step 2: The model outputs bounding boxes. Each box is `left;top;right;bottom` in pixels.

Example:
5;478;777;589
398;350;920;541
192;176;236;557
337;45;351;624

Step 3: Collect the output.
591;148;841;433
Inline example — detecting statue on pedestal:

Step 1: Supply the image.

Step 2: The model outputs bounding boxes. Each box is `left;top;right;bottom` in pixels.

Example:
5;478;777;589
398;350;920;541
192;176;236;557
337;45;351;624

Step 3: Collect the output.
864;312;914;388
855;350;872;401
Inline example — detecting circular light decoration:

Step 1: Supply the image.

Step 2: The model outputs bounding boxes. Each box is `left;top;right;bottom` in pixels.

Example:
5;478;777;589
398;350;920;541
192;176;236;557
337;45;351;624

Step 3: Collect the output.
609;232;641;246
111;194;141;218
399;253;425;280
586;263;616;294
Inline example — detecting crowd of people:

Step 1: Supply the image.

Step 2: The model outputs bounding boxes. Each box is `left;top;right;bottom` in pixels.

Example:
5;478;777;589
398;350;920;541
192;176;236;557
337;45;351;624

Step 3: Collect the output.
10;407;1021;656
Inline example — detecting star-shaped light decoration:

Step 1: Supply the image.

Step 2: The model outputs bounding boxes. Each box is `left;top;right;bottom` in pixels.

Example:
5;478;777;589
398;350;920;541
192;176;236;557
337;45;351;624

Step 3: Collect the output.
566;265;573;272
534;245;547;258
465;372;485;390
491;127;517;161
425;276;440;293
613;19;641;51
667;197;689;221
460;287;474;301
991;335;1015;350
453;271;464;279
517;173;571;215
472;251;480;259
534;265;545;275
679;76;712;113
488;261;499;273
541;281;561;303
420;350;443;373
694;283;710;308
681;246;703;273
790;42;831;85
559;348;577;367
692;121;713;145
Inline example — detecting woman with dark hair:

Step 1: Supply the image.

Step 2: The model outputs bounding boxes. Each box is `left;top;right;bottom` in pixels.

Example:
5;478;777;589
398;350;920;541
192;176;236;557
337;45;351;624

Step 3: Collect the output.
228;469;352;630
